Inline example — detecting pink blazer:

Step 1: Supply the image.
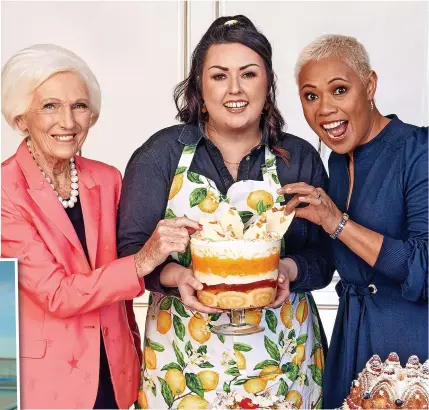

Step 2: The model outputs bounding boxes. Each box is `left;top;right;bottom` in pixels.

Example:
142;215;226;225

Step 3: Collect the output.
2;140;144;409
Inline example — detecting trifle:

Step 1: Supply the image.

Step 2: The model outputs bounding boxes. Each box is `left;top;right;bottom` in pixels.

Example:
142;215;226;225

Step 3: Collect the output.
190;204;294;310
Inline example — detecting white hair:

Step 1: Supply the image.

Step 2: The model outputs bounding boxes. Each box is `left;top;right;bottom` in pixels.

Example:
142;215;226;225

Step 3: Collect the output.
1;44;101;129
295;35;372;84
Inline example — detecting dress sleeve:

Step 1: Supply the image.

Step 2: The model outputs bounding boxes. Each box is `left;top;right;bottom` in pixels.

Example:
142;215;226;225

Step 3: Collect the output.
374;129;428;301
287;153;336;292
117;144;180;294
1;187;143;319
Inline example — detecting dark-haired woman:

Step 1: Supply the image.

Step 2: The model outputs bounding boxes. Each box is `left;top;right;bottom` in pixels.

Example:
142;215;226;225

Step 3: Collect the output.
118;16;334;409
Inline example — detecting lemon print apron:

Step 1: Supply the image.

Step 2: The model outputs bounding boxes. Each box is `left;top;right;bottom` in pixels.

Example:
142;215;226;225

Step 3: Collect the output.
137;144;324;410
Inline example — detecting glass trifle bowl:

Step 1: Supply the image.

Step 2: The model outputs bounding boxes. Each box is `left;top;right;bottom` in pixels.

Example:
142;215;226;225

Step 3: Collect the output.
190;235;281;335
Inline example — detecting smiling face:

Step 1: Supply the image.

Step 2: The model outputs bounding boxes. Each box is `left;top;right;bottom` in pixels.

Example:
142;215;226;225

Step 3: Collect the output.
202;42;268;134
17;71;93;164
298;57;377;155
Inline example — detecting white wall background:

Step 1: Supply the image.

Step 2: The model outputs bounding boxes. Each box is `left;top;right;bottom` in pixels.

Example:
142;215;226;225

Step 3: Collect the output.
2;0;428;343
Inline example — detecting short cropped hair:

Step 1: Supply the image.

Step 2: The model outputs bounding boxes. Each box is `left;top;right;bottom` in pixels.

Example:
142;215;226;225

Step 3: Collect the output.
1;44;101;129
295;34;372;84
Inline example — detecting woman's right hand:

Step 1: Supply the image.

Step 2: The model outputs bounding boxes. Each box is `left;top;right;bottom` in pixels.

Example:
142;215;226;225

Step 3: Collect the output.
135;217;201;277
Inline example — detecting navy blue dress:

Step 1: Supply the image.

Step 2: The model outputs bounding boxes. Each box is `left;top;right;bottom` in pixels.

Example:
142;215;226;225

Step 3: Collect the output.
322;115;428;408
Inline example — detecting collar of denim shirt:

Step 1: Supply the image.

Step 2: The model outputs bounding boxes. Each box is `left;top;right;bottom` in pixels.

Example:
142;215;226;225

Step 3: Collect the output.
177;123;270;148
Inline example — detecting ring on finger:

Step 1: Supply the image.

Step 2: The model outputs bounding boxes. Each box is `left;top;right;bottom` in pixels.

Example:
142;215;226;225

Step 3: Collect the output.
316;189;322;200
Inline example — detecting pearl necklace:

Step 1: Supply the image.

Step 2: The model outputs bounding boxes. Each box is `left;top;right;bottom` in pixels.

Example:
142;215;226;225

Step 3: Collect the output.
26;139;79;209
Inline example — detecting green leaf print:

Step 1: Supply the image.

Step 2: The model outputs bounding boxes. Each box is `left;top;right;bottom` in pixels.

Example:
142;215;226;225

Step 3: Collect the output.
264;336;281;361
261;166;267;175
228;360;237;366
298;293;306;301
225;367;241;377
177;244;192;268
157;377;174;408
276;195;285;203
164;208;177;219
173;298;190;318
187;171;204;184
175;166;187;176
208;313;221;321
161;362;183;371
233;343;253;352
185;373;205;398
282;362;299;382
219;193;230;204
257;200;267;215
265;310;278;334
238;211;254;224
183;145;197;154
172;340;185;369
134;400;141;409
265;157;276;168
173;315;186;341
271;173;280;184
223;382;231;393
311;343;323;357
185;341;193;357
159;297;172;310
146;339;166;352
233;379;248;386
189;188;207;207
296;334;308;345
217;334;225;343
254;359;279;370
197;345;207;355
288;329;296;340
277;378;288;396
278;330;285;347
313;322;322;344
308;364;323;386
198;362;215;368
308;294;319;316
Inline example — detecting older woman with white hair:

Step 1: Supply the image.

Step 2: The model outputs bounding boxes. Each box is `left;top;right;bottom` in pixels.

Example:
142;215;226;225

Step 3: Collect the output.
279;35;428;407
1;44;200;409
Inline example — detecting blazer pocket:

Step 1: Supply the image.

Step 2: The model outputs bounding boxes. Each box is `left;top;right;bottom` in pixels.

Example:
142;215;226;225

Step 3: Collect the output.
20;338;47;359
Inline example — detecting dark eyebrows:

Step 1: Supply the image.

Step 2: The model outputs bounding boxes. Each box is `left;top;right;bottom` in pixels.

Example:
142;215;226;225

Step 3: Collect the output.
208;63;260;71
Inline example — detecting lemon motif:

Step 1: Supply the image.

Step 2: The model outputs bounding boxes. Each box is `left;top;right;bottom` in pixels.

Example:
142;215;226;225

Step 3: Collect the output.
198;370;219;391
296;298;309;326
165;369;186;396
234;349;246;370
245;309;262;325
280;299;293;328
156;311;172;334
286;390;303;409
177;395;209;409
292;344;306;367
169;173;184;200
243;377;268;394
137;389;149;409
259;365;283;381
198;191;219;213
144;346;157;370
313;346;325;370
188;313;211;344
247;190;274;210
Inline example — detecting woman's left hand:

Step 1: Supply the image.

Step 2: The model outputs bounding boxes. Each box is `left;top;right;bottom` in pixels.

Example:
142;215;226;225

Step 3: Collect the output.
266;258;298;308
278;182;343;234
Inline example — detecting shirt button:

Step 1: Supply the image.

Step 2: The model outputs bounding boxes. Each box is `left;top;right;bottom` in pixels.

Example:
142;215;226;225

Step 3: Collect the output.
246;156;250;161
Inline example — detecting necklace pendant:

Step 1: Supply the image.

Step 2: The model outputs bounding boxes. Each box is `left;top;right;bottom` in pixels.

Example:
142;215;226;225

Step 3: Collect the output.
234;164;239;171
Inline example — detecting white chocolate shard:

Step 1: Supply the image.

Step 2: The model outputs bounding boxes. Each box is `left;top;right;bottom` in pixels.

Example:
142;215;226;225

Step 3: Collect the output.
266;206;295;237
218;204;244;239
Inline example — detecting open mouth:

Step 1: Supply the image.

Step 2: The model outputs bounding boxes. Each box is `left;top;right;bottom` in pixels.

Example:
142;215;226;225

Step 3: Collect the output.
321;120;348;140
223;100;249;113
51;134;76;142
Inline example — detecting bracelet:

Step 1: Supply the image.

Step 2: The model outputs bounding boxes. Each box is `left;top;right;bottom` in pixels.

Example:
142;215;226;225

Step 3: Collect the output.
329;213;349;239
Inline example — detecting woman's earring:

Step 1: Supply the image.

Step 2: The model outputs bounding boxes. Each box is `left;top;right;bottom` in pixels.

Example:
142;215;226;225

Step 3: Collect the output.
370;100;374;111
201;102;207;113
264;102;270;111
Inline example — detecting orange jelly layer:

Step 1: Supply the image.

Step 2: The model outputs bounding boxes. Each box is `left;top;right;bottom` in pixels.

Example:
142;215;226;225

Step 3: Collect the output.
202;279;277;294
191;252;280;276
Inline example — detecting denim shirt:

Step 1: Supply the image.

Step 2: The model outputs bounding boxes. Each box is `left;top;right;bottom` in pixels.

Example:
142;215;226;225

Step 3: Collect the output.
117;124;335;294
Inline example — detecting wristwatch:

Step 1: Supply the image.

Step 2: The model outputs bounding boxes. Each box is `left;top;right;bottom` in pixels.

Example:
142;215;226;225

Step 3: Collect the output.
330;213;349;239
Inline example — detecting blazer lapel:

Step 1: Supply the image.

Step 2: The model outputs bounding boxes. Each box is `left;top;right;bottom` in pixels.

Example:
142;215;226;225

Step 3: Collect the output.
16;141;88;261
77;158;100;269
